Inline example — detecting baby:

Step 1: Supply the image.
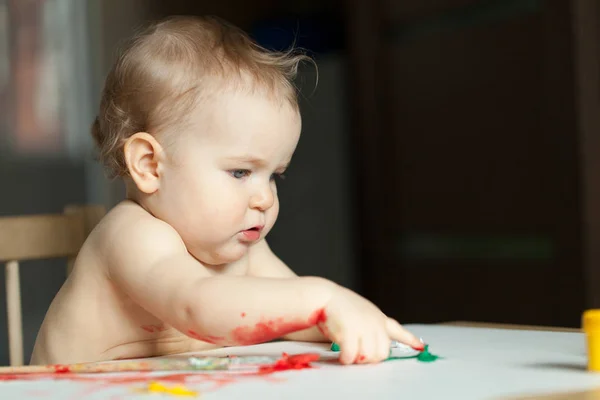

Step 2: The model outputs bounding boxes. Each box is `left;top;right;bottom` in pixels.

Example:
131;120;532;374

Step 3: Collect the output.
31;15;423;366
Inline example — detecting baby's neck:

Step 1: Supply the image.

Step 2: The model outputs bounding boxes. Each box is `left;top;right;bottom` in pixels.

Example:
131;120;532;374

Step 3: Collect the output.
124;179;139;201
123;181;157;220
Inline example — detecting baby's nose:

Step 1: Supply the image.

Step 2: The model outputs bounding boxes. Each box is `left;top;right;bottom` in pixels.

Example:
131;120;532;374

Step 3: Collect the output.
250;186;274;210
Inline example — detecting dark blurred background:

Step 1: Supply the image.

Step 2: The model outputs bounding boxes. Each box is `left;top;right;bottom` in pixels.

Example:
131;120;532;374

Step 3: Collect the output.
2;0;600;364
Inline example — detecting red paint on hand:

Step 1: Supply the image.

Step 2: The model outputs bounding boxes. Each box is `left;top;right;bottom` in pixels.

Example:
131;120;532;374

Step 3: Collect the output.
241;312;246;318
357;354;366;362
187;330;225;344
412;343;425;351
308;308;327;325
232;308;327;345
308;308;332;338
258;353;319;374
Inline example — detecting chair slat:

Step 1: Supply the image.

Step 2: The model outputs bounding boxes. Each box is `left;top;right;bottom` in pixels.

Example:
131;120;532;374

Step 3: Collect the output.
0;214;85;262
0;205;106;366
64;205;105;275
6;261;24;366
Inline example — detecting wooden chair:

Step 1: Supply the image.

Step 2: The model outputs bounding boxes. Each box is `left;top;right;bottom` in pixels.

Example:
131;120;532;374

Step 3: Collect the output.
0;205;106;366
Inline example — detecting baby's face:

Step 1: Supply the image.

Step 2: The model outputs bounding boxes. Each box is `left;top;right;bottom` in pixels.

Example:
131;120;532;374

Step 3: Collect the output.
155;90;301;266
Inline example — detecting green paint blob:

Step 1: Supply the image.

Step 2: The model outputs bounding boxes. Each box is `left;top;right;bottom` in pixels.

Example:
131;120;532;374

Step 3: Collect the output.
330;342;340;351
416;344;440;362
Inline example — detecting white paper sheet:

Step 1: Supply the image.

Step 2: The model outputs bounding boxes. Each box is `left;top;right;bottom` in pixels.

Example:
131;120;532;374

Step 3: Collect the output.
1;324;598;400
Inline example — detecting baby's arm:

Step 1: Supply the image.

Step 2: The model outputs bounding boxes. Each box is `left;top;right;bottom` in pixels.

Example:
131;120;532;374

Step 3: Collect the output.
247;240;329;343
106;217;334;346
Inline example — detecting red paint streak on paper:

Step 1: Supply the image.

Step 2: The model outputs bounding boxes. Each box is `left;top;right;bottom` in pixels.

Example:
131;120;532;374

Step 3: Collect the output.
0;372;237;400
53;364;70;373
232;308;327;345
258;353;319;374
0;352;320;399
0;353;318;382
0;371;233;385
187;329;225;344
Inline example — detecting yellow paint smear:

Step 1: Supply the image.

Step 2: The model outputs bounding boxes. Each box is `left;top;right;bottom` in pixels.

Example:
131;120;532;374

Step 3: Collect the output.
139;381;198;397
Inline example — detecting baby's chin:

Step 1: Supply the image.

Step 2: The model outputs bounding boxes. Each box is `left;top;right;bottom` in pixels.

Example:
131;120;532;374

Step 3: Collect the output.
188;243;249;267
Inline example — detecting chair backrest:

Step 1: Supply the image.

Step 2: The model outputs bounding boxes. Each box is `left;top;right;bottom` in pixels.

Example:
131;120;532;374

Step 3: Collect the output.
0;205;106;366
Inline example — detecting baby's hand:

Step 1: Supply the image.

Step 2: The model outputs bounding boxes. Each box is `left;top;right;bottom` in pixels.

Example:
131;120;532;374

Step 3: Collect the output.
318;285;423;364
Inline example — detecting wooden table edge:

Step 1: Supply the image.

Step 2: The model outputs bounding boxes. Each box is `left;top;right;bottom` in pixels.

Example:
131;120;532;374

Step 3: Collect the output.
439;320;582;333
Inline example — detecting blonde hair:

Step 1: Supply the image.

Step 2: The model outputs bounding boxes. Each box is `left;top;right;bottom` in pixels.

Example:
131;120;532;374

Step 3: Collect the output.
92;15;313;178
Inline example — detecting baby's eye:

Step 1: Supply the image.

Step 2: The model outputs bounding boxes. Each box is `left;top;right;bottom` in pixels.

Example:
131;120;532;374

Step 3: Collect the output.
270;172;286;182
230;169;250;179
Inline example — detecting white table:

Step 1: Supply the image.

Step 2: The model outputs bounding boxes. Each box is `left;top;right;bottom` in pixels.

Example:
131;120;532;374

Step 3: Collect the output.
1;324;598;400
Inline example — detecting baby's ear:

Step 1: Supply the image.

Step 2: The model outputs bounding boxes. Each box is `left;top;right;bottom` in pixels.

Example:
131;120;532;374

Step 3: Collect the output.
123;132;164;194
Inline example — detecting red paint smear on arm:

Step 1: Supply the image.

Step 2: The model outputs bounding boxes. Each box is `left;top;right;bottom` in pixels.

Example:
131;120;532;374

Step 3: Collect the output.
232;308;327;345
141;324;167;333
187;330;225;344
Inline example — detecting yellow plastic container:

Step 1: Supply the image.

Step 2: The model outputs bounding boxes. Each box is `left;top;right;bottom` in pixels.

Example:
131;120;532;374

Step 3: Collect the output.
583;309;600;372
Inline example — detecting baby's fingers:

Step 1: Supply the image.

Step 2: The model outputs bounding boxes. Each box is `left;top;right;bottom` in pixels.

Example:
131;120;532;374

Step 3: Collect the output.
386;318;423;351
338;336;359;365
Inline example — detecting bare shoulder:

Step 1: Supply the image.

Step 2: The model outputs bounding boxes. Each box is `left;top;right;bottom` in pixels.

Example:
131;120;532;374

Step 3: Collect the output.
92;200;187;272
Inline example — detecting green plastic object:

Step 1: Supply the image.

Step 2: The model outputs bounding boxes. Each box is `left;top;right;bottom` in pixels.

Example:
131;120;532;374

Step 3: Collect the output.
331;342;441;362
385;344;440;362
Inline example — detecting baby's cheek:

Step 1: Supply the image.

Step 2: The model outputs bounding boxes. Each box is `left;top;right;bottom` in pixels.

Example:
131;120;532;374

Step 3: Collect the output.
266;204;280;230
271;196;280;214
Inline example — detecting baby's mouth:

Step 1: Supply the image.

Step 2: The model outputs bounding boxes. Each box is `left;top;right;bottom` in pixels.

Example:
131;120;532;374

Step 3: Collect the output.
240;225;263;241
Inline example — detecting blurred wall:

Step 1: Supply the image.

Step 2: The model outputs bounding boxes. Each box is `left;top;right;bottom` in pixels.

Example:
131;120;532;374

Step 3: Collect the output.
0;1;89;365
268;57;357;289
